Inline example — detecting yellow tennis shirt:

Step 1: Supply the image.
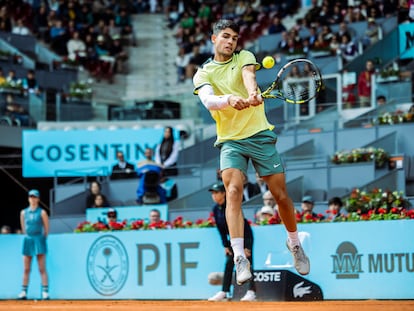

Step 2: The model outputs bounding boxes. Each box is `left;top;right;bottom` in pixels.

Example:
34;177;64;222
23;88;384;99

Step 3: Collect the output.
193;50;274;143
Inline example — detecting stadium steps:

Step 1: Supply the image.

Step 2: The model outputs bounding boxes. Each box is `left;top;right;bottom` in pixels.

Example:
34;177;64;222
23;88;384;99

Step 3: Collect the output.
89;13;194;120
122;13;183;100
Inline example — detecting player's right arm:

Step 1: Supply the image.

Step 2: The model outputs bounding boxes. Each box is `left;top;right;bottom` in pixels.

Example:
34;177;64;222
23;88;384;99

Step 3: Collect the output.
198;85;249;111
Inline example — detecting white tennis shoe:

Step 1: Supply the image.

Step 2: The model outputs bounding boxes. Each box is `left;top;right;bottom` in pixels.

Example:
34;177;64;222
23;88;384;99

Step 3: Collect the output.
235;256;252;285
208;291;228;301
240;290;256;301
287;240;310;275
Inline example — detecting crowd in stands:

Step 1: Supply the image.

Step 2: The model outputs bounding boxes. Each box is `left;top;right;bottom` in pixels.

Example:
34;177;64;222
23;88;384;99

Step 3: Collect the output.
0;1;403;91
0;0;136;83
166;0;399;83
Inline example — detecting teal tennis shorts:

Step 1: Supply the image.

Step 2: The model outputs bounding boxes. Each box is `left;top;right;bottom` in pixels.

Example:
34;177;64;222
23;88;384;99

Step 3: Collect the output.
217;130;284;177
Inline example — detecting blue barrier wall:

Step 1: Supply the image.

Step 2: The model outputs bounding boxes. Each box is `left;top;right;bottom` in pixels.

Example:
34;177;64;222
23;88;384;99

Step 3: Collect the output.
86;204;168;224
0;220;413;300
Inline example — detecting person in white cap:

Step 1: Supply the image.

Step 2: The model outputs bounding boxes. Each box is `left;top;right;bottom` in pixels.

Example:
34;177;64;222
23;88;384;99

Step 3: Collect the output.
17;189;49;300
256;205;275;224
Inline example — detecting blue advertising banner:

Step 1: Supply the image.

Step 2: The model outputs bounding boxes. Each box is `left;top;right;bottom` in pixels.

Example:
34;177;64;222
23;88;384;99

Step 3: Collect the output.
0;220;413;300
399;23;414;59
22;128;179;177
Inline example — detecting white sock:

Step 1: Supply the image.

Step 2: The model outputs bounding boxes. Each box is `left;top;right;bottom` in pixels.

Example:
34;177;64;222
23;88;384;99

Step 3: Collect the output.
231;238;244;260
287;231;300;247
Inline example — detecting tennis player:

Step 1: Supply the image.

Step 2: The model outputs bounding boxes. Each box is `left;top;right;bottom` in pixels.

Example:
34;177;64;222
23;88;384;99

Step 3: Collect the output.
193;19;310;284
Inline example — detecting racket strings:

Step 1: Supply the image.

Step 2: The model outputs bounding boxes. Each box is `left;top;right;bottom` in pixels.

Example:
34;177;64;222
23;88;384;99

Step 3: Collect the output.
260;59;323;103
281;72;321;102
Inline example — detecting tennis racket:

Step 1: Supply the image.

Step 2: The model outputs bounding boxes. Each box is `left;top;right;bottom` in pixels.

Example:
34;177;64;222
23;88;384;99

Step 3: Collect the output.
259;58;323;104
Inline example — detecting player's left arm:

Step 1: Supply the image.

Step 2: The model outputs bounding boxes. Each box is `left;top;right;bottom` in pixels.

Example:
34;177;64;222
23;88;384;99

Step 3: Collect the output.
242;64;262;106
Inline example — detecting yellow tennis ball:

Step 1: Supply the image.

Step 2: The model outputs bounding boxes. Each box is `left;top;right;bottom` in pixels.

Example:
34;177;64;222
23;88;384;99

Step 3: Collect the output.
262;56;275;69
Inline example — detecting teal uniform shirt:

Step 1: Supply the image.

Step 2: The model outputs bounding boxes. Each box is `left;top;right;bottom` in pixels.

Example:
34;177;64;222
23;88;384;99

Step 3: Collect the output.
22;207;47;256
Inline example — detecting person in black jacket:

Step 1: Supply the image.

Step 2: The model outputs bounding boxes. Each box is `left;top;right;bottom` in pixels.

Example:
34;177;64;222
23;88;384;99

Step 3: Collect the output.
207;182;256;302
110;151;136;180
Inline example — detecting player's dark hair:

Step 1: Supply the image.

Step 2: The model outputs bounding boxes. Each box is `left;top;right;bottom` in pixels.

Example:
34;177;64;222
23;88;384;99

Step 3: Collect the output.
213;19;239;35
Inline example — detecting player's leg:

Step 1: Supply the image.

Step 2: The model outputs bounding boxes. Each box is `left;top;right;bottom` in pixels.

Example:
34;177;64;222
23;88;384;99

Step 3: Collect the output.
263;173;297;231
221;167;245;240
220;142;252;285
240;247;257;301
37;254;49;299
250;130;310;275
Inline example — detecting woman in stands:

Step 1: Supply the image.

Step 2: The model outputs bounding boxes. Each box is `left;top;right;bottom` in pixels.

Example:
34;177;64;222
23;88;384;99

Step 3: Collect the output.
155;126;180;176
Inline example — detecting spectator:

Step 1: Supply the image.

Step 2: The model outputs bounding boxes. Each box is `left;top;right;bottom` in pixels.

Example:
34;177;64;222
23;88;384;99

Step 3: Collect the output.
136;148;166;205
0;67;6;85
357;59;376;107
255;190;281;223
92;194;111;208
306;26;318;48
297;195;325;222
197;3;211;30
341;68;357;109
262;190;277;211
76;4;94;32
3;94;32;126
267;15;286;34
109;35;128;74
22;70;40;95
256;205;275;224
330;3;344;25
160;172;178;202
138;147;157;166
49;18;67;55
17;189;49;300
186;44;208;84
149;208;161;226
85;180;110;210
84;33;98;67
66;31;87;64
12;18;31;36
179;11;195;31
94;35;115;82
327;197;345;222
376;95;387;106
254;172;268;194
6;69;20;87
0;6;12;32
339;33;359;65
110;151;136;180
362;17;381;48
207;181;256;302
1;225;12;234
155;126;180;176
277;31;289;52
329;34;340;55
242;175;262;202
175;46;190;84
106;208;118;224
336;22;354;42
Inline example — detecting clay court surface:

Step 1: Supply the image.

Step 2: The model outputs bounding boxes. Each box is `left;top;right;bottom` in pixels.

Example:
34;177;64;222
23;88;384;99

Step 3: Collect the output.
0;300;413;311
